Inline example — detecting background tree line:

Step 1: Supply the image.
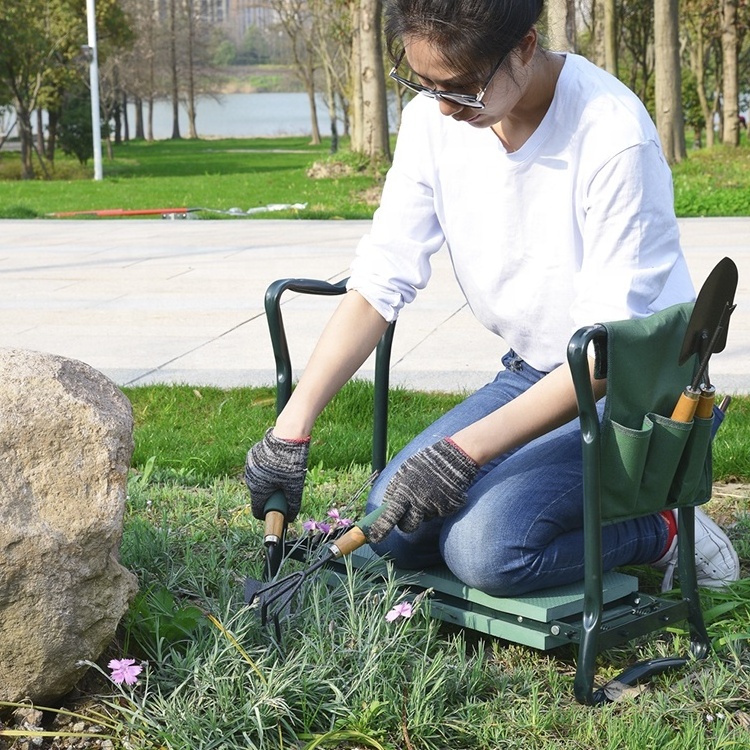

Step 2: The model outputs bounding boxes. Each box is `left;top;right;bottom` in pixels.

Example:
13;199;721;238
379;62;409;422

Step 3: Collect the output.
1;0;748;180
546;0;749;161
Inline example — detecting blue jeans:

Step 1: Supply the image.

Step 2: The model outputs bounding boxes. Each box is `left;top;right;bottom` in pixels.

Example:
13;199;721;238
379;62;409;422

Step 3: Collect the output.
366;351;667;596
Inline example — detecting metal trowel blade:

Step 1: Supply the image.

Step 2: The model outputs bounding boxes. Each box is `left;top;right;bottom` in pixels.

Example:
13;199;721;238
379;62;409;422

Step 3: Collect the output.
679;257;738;365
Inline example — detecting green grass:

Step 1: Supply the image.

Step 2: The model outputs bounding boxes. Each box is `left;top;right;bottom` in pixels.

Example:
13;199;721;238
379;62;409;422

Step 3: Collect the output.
114;471;750;749
672;143;750;217
713;396;750;482
1;134;748;220
123;381;750;490
5;382;748;748
104;472;750;750
0;137;384;220
124;381;463;487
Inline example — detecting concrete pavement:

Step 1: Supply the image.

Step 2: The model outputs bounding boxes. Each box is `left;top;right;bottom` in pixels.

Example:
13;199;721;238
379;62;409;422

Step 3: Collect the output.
1;217;749;393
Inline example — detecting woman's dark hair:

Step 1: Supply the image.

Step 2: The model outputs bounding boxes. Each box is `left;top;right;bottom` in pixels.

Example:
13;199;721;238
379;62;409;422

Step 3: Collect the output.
384;0;545;78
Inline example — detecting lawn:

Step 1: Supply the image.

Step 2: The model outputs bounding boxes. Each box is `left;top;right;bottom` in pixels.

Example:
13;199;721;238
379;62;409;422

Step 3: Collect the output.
0;133;748;220
0;136;386;220
2;381;748;749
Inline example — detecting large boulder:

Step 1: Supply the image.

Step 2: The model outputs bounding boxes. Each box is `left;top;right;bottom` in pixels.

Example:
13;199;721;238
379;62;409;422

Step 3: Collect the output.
0;348;138;704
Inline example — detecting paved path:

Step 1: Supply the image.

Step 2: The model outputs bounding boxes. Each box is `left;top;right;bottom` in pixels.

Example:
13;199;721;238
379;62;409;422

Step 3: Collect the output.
1;217;748;393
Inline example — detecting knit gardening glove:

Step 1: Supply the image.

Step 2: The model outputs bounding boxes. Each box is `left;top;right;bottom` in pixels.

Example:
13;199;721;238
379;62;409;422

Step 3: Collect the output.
244;427;310;523
368;438;480;544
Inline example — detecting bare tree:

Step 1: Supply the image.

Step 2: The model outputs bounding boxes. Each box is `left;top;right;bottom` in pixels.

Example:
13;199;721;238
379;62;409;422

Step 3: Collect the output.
654;0;686;163
547;0;577;52
184;0;199;138
603;0;618;74
721;0;740;145
268;0;322;145
619;0;653;102
310;0;353;151
181;0;219;139
168;0;182;139
683;0;721;148
350;0;390;161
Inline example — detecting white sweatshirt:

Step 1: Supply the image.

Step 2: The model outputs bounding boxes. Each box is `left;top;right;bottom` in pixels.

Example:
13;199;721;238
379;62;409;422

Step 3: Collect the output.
347;54;694;373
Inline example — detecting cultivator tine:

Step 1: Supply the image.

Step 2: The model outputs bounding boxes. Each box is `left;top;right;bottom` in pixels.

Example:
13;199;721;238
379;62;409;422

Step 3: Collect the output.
246;470;381;641
257;573;305;625
247;552;337;642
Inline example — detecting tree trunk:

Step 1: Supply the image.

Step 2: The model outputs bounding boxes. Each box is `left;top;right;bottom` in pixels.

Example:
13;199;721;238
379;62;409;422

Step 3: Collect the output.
323;63;339;153
169;0;181;139
113;102;122;145
135;97;145;140
349;0;363;152
687;20;713;148
305;78;322;145
46;109;58;161
147;96;154;141
603;0;617;75
15;100;34;179
593;0;606;68
721;0;739;146
122;91;130;142
339;90;350;136
711;88;721;144
547;0;576;52
35;109;45;157
654;0;686;163
185;0;198;139
353;0;390;161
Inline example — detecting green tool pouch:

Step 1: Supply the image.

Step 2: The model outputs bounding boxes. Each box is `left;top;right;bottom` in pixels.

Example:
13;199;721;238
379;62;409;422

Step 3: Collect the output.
594;302;714;524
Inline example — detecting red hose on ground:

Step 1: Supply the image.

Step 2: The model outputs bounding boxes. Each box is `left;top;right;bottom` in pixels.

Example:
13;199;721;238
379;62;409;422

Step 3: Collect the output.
49;207;191;217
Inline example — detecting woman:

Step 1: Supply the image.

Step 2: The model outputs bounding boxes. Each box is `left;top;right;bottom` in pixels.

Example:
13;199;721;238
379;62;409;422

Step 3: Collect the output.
245;0;739;595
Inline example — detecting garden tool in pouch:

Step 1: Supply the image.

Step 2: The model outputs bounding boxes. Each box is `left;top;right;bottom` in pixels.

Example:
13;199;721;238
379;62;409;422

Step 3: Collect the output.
670;257;738;423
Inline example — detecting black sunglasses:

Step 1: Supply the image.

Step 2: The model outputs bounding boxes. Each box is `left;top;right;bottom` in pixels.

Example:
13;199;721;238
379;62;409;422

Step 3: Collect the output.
388;50;504;109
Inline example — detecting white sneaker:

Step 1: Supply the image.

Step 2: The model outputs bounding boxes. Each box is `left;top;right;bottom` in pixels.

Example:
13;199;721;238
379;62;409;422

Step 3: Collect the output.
652;508;740;592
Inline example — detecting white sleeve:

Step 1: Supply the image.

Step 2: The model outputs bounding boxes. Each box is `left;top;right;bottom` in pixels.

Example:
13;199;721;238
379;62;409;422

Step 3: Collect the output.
346;103;446;322
572;140;687;327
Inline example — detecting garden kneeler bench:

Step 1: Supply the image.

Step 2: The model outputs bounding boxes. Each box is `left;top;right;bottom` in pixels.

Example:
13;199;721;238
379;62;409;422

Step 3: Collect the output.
259;271;732;705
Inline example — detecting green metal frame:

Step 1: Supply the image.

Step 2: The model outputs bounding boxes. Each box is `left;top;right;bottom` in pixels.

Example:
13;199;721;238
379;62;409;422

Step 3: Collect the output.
263;278;712;705
567;324;710;704
262;278;394;576
264;277;395;471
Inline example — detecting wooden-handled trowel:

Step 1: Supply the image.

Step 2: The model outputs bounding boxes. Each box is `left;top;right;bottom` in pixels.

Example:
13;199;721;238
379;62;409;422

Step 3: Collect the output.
671;257;738;423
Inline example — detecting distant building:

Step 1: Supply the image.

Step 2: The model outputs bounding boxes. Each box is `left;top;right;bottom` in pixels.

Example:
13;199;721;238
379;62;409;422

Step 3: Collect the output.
222;1;277;41
150;1;277;40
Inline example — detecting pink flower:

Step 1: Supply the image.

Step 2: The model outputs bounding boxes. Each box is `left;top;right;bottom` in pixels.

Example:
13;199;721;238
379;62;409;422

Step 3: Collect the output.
302;519;332;534
302;509;353;535
108;658;143;686
385;601;413;622
327;508;353;528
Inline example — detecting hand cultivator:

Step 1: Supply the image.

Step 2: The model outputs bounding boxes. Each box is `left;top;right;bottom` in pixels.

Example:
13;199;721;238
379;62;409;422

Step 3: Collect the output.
244;476;381;640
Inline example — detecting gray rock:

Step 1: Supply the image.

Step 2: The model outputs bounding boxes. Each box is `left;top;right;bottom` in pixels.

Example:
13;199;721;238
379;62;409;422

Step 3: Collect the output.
0;349;138;704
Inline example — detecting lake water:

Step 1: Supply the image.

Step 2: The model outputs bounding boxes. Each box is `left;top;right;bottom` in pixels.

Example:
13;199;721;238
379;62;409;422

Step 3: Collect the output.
4;90;398;141
127;92;335;139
